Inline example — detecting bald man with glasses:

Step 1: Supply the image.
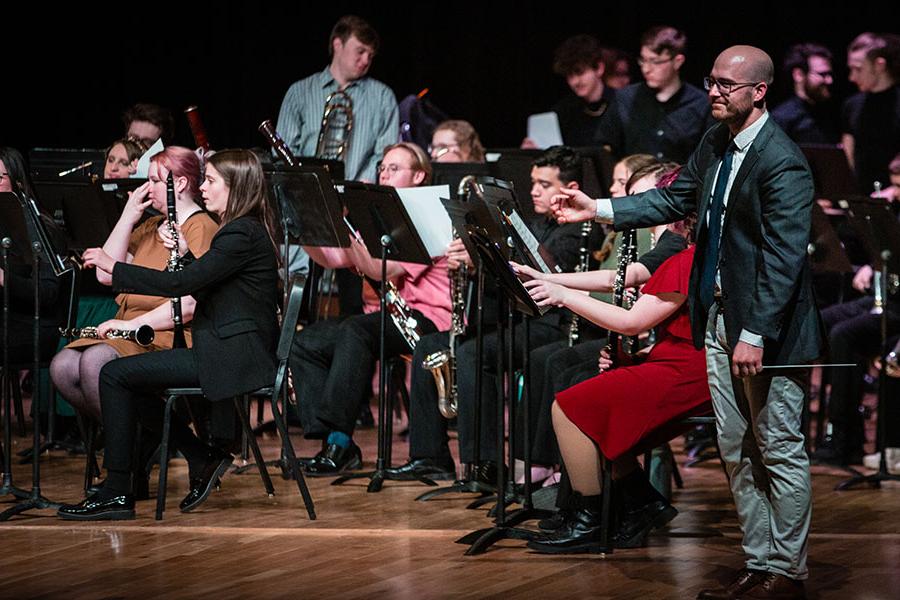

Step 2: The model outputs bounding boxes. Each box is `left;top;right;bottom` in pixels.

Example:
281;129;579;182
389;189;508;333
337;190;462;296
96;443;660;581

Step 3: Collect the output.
553;46;823;599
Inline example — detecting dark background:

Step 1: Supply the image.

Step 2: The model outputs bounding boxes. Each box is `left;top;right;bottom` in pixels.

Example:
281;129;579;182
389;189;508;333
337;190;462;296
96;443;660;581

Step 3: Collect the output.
4;1;896;154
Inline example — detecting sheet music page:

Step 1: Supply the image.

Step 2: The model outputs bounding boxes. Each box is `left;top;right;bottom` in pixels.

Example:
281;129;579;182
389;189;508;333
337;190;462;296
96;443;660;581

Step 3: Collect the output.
134;139;164;178
526;112;564;149
396;185;453;258
504;209;552;274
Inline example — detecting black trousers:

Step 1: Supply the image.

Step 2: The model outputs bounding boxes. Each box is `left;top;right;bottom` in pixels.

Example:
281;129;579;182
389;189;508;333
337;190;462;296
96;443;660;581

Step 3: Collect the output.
99;349;211;478
454;317;565;463
408;331;454;460
822;296;900;452
521;338;606;465
292;310;437;438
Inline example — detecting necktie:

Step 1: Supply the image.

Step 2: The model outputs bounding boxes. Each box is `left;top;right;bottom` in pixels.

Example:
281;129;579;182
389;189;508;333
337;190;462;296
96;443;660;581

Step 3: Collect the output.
699;143;735;313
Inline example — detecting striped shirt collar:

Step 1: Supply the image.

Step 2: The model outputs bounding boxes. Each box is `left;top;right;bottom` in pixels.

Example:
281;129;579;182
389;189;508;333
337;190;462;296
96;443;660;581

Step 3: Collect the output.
316;66;364;91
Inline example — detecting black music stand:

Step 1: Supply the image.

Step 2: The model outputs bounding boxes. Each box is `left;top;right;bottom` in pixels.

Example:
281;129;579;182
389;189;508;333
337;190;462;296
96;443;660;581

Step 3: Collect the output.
453;228;546;555
292;157;345;182
0;196;32;502
835;199;900;491
807;202;855;449
431;163;495;198
241;166;347;470
415;190;512;503
800;144;860;199
0;193;72;521
331;182;435;492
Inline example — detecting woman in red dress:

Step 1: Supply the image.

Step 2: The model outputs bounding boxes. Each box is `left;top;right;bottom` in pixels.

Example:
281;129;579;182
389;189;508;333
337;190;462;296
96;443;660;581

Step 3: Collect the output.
520;235;710;553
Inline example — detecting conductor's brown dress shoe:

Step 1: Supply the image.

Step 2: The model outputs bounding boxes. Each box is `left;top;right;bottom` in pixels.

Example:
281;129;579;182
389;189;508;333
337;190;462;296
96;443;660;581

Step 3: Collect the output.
743;573;805;599
697;568;766;599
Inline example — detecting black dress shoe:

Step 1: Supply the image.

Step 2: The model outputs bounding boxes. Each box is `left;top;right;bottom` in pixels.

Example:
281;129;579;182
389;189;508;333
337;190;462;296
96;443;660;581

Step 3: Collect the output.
526;494;610;554
180;452;234;513
470;461;505;485
538;508;571;532
58;492;135;521
697;568;767;599
304;442;362;477
385;457;456;481
613;499;678;548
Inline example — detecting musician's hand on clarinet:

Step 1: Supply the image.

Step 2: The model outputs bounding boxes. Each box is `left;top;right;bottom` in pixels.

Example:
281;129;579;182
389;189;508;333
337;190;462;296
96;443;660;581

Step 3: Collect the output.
597;348;613;372
447;238;473;270
550;188;597;225
81;248;116;274
523;278;570;307
732;341;763;378
123;182;153;224
509;261;543;282
97;319;133;339
158;221;189;257
852;264;874;292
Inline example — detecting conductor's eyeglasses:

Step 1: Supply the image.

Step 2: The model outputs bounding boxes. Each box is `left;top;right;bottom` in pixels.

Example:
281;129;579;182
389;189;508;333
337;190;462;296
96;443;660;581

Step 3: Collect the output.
704;77;760;95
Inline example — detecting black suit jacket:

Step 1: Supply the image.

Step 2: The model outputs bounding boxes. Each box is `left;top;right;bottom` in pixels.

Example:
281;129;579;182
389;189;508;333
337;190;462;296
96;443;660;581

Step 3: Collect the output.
613;117;824;364
112;216;280;401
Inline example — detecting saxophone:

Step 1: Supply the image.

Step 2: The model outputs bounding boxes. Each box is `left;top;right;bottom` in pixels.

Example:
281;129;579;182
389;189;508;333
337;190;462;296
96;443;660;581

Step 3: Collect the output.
421;176;478;419
567;221;592;347
60;325;155;347
385;281;422;350
166;172;187;349
316;90;354;161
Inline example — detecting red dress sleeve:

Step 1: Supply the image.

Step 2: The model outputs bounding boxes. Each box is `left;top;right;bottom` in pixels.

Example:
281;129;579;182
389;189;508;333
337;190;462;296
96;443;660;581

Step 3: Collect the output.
640;246;694;297
639;246;695;342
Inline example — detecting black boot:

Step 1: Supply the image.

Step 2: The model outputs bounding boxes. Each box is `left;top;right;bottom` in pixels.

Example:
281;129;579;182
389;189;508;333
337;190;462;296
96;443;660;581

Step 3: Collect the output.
526;492;611;554
613;468;677;549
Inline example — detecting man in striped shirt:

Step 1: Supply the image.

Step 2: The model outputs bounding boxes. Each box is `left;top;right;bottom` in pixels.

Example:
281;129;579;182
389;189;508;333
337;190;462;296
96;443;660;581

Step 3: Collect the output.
276;15;399;183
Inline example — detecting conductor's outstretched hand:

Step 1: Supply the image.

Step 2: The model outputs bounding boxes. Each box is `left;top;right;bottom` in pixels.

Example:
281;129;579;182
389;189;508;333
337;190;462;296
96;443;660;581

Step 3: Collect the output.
551;188;598;224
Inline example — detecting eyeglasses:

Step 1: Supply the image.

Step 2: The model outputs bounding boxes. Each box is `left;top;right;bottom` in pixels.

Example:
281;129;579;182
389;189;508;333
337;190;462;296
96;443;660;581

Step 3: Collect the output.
703;77;760;95
637;56;674;68
428;143;459;158
376;163;414;175
0;172;9;182
808;70;833;79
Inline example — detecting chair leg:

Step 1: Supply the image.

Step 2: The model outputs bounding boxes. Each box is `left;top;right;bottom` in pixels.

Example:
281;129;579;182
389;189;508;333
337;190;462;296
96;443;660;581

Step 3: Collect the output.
256;394;265;428
599;455;613;552
270;392;316;520
155;395;177;521
240;396;250;463
233;397;274;496
81;417;97;493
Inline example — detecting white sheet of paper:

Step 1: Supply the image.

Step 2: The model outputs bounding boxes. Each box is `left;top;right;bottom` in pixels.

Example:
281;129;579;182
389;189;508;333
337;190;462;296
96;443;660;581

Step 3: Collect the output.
395;185;453;258
527;112;563;149
134;139;165;178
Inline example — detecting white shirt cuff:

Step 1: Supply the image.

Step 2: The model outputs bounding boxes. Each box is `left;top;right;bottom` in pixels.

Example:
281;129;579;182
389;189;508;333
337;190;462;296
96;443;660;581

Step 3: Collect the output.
739;329;765;348
594;198;614;223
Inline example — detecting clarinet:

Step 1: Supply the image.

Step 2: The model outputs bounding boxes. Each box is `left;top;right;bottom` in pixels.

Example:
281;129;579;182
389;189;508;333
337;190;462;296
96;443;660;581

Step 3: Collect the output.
604;228;637;366
166;171;187;349
568;221;592;347
184;105;210;153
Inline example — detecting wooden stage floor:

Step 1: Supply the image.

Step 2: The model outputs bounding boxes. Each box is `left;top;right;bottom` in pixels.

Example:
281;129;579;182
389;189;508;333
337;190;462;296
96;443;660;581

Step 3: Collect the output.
1;417;899;599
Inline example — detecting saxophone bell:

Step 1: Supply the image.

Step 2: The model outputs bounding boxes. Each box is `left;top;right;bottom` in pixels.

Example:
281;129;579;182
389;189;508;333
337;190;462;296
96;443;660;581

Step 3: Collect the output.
423;350;457;419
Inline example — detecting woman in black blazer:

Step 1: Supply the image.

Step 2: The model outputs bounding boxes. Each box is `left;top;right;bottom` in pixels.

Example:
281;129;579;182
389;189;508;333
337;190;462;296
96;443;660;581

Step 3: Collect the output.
58;149;280;521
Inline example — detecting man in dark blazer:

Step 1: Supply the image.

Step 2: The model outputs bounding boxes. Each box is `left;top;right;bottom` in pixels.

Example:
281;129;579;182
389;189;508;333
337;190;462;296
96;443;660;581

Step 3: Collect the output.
552;46;821;600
